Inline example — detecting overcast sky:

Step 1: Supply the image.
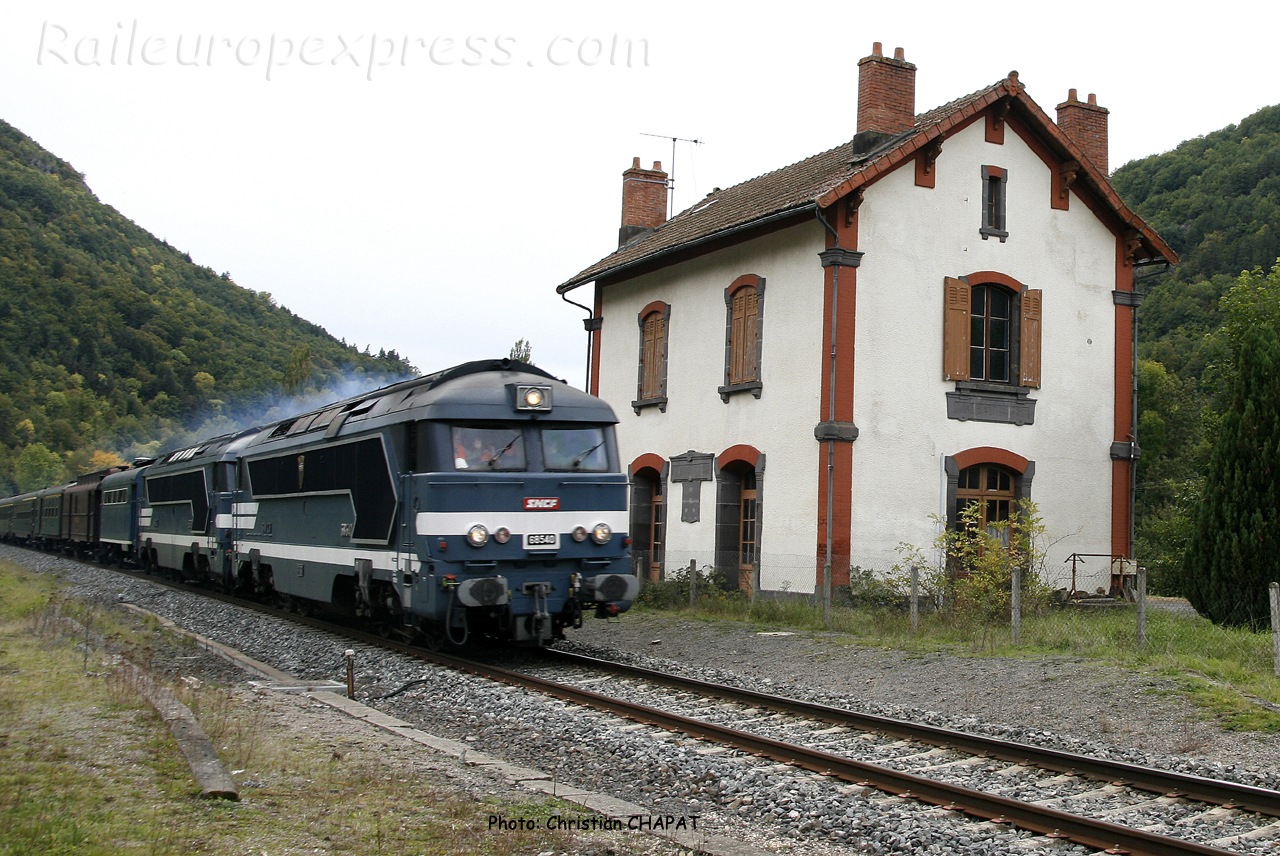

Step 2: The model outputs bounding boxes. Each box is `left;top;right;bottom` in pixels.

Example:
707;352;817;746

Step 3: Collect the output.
4;1;1276;391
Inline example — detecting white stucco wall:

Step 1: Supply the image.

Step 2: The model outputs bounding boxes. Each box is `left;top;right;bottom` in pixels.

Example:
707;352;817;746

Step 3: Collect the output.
852;119;1120;592
596;223;829;590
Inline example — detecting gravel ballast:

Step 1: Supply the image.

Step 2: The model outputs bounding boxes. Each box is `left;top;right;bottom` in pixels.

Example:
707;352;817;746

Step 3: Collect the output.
10;545;1280;856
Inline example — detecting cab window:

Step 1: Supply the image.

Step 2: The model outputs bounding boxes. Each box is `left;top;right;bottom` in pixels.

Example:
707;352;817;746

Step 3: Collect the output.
542;426;608;472
451;425;526;471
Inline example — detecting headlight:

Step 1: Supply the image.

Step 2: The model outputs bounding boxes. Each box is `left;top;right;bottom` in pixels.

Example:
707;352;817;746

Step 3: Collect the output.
514;384;552;411
466;524;489;547
571;526;588;543
590;522;612;545
493;527;511;544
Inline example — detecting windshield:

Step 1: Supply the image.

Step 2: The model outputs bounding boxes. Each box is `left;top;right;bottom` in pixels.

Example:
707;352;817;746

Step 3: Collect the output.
542;426;609;472
452;425;526;471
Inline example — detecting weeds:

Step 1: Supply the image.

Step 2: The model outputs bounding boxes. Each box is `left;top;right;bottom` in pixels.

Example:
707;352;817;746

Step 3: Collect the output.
1;560;684;855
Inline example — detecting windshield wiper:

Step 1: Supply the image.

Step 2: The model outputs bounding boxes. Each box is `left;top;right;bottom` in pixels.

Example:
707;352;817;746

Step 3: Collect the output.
571;440;606;468
486;436;520;468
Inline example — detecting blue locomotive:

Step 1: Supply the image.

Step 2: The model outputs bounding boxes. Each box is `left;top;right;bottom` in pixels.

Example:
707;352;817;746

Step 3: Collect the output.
0;359;639;645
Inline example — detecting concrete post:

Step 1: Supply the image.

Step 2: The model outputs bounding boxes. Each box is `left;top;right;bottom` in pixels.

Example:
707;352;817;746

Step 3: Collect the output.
688;559;697;609
910;565;919;635
1270;582;1280;678
1011;565;1021;645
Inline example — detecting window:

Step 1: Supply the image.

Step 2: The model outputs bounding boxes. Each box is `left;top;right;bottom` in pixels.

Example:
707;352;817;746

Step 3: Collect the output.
943;275;1041;424
955;463;1016;540
541;426;609;472
633;302;669;412
629;465;666;582
719;274;765;401
714;449;763;593
980;165;1008;242
450;425;526;471
970;284;1012;382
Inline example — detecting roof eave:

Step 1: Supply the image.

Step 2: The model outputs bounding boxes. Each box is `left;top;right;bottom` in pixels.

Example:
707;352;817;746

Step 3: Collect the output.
557;202;818;293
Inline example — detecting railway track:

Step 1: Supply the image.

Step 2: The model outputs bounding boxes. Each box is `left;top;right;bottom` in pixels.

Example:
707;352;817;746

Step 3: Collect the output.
507;650;1280;855
35;556;1280;856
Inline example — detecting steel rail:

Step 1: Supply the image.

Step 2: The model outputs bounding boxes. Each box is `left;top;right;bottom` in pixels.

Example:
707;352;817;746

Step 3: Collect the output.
79;564;1258;856
542;648;1280;819
417;647;1244;856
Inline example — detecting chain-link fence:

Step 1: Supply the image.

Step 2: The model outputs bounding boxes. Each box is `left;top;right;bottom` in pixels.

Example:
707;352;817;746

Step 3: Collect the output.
629;551;1280;682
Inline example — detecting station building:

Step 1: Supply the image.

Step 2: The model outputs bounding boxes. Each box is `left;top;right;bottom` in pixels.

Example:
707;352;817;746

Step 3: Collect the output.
558;44;1175;596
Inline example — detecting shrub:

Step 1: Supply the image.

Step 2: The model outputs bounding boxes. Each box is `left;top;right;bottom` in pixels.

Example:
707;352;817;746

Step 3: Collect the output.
895;500;1052;625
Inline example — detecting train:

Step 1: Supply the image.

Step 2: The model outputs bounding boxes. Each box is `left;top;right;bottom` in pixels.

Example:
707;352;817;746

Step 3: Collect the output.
0;359;639;646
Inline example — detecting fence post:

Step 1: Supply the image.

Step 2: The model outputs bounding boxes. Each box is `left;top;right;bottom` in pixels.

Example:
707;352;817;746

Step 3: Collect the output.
688;559;697;609
909;565;919;636
1270;582;1280;678
1136;565;1148;651
1011;565;1021;645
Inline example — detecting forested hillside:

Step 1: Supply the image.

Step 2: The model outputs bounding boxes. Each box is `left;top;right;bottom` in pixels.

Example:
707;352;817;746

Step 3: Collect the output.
1110;103;1280;594
0;119;414;493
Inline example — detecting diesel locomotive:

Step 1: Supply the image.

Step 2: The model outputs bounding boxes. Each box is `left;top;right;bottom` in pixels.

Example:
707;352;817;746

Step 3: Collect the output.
0;359;640;646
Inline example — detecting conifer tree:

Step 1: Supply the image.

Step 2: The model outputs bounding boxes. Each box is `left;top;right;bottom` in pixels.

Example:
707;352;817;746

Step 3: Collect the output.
1181;323;1280;627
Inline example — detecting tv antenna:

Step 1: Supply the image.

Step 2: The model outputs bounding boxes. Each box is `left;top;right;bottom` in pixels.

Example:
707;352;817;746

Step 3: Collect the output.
641;132;703;217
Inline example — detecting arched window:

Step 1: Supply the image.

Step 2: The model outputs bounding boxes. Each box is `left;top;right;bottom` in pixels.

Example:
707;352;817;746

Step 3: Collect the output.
955;462;1017;541
970;284;1013;382
943;274;1041;389
719;275;765;401
629;463;666;581
641;311;665;397
633;302;670;412
943;274;1042;425
729;285;759;384
715;446;763;593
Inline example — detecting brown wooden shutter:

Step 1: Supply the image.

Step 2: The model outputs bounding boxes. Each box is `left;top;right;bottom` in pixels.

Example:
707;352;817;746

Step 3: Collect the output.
1020;288;1042;388
641;312;664;398
737;286;752;381
730;288;753;384
943;277;971;381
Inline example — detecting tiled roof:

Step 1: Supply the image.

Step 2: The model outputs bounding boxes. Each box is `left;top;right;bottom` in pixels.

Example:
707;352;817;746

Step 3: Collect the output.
559;76;1174;293
558;140;864;292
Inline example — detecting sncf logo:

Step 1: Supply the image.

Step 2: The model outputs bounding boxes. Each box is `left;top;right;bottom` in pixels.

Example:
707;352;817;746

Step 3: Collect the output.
524;497;560;510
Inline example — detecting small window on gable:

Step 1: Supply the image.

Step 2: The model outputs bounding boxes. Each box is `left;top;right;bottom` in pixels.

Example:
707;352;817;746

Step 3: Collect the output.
980;165;1008;242
633;301;670;413
719;274;765;401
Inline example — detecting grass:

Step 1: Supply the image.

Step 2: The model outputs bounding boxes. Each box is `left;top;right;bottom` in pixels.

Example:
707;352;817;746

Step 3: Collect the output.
633;581;1280;733
0;560;688;856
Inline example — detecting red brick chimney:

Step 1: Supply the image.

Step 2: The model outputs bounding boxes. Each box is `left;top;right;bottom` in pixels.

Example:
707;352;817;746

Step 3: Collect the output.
857;43;917;136
1056;89;1110;174
619;157;668;246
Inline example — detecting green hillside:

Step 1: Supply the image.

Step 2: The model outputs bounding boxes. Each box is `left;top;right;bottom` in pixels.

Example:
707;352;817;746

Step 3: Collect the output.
0;118;414;492
1110;103;1280;593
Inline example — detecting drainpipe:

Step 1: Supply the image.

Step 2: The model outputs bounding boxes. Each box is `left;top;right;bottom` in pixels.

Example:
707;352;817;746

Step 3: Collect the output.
814;205;864;625
818;209;838;626
561;291;600;392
